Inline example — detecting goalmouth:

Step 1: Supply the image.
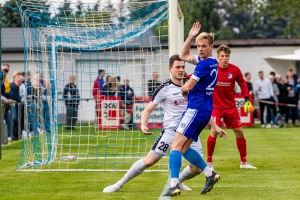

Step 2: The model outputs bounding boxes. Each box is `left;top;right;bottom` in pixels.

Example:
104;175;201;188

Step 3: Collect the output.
16;0;184;172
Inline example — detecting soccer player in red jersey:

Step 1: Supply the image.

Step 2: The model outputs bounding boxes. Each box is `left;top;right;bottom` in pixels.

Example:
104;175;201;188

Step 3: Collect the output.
207;44;257;169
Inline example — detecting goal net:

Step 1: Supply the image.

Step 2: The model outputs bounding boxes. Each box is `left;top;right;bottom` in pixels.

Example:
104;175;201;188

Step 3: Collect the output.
16;0;183;171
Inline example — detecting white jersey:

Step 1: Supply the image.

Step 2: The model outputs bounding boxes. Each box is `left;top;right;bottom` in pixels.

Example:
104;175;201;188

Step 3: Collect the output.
151;79;188;129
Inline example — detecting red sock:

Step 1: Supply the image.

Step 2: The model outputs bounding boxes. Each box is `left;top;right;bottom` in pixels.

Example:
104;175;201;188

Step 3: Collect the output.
236;138;247;162
207;135;217;162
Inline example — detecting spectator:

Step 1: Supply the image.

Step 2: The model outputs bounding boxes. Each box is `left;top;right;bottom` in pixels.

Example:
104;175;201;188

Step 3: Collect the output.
244;72;254;100
92;69;105;98
18;72;26;133
269;75;279;128
286;68;299;127
147;72;160;96
92;69;105;118
0;67;13;110
32;73;51;134
102;75;112;96
255;71;274;128
63;75;80;130
119;79;134;129
276;76;289;127
103;76;120;97
295;78;300;119
26;71;34;133
270;71;278;84
111;77;120;97
8;74;24;140
1;64;11;138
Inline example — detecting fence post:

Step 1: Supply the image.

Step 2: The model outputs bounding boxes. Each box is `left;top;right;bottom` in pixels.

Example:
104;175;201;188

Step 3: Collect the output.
10;104;13;142
18;103;21;140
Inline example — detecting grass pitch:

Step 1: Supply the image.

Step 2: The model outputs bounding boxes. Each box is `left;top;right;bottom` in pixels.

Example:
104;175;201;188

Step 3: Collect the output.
1;127;300;199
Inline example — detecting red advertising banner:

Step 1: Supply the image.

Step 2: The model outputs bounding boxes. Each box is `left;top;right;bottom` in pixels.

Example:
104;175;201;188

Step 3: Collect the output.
97;96;122;129
234;94;254;127
97;95;253;130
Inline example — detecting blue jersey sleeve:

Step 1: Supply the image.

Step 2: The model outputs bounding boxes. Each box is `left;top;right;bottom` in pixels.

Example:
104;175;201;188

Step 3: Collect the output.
191;61;210;81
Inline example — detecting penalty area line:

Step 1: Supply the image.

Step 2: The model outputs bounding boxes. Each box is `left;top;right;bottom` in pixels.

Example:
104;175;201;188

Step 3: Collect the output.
158;177;170;200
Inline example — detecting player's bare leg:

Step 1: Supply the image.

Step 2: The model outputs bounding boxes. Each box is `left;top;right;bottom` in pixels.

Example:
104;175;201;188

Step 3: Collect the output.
233;128;257;169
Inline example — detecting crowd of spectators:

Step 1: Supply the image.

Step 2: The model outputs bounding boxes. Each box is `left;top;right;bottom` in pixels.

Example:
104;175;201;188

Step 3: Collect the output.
1;64;52;141
2;64;300;141
244;69;300;128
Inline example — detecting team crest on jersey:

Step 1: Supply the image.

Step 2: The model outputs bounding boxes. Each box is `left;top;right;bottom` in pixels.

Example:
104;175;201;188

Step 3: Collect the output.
227;73;232;79
180;123;185;128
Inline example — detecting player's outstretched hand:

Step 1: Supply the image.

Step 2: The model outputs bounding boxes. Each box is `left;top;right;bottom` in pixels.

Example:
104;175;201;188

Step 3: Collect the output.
215;126;227;139
189;22;201;38
141;125;154;135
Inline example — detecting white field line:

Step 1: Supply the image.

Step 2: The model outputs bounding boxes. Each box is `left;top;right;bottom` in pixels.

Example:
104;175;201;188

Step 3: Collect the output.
158;177;170;200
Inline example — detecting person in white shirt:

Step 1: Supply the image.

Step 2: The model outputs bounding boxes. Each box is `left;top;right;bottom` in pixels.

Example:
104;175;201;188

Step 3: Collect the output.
255;71;274;128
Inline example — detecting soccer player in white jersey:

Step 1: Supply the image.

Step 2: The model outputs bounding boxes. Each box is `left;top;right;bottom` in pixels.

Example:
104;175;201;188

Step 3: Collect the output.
103;54;204;193
163;22;227;196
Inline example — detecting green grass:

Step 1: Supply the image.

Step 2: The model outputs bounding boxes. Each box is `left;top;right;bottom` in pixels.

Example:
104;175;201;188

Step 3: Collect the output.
1;127;300;199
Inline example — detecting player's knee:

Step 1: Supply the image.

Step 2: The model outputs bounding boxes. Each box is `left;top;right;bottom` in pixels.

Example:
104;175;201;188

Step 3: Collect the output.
143;157;156;167
143;153;160;167
210;129;218;138
234;128;244;137
189;164;201;175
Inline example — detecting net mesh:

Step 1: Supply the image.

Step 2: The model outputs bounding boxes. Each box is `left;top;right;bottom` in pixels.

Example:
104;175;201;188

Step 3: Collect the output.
16;0;176;171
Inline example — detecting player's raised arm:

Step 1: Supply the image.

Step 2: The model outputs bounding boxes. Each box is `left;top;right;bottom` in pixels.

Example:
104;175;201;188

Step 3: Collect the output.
180;22;201;65
140;101;157;135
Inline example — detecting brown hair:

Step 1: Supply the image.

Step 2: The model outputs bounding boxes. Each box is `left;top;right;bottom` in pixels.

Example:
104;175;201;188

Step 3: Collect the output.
169;54;183;67
217;44;231;55
244;72;250;77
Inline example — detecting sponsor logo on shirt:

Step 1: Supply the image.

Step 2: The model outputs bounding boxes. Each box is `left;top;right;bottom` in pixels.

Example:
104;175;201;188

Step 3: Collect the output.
173;92;180;96
174;99;188;106
180;123;185;128
227;73;232;79
217;81;231;86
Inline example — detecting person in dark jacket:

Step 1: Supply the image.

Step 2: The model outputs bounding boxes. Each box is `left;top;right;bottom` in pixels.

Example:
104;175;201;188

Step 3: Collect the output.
147;72;160;96
276;76;289;127
8;74;23;140
286;69;299;127
63;75;80;129
118;79;134;129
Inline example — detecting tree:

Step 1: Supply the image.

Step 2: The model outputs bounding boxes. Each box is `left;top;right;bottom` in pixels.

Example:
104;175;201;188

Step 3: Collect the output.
52;0;74;23
178;0;221;39
237;0;300;38
3;0;22;27
217;0;288;39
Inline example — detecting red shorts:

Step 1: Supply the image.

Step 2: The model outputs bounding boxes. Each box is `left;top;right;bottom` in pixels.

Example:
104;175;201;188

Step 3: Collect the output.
212;107;241;129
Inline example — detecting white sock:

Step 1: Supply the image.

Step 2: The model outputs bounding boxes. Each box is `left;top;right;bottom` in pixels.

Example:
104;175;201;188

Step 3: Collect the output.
116;158;147;187
170;178;179;188
203;166;213;177
179;166;196;184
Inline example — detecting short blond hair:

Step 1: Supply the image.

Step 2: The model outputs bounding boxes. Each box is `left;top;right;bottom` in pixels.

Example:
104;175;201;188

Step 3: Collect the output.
12;71;22;80
196;32;215;45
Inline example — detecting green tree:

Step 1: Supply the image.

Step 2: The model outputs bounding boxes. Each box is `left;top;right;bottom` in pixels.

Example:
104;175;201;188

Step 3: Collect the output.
218;0;288;39
3;0;22;27
178;0;221;39
52;0;74;23
237;0;300;38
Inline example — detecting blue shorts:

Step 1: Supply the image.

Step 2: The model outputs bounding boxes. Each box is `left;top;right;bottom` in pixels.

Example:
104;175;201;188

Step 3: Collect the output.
175;108;211;142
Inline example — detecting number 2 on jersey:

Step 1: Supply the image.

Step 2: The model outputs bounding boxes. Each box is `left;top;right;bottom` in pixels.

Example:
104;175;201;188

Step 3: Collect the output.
206;68;217;91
